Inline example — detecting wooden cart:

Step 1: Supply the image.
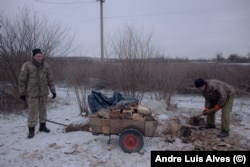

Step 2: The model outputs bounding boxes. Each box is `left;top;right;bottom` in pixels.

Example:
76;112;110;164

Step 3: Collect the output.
89;113;158;153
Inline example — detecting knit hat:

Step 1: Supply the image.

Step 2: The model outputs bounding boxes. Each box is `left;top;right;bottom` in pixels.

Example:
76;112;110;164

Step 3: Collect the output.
194;78;206;88
32;48;42;57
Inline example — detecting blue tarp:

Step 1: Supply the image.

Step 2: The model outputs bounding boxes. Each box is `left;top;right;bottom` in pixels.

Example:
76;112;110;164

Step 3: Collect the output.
88;91;139;113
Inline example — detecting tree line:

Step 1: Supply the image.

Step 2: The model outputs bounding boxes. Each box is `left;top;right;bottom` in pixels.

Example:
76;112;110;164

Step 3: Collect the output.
1;9;249;113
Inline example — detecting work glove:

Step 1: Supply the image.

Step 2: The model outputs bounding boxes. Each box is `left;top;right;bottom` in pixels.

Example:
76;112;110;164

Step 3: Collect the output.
20;95;26;102
214;104;221;111
52;93;56;99
203;108;209;115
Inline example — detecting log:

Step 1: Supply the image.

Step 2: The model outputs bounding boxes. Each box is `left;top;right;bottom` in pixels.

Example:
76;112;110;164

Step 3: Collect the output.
109;110;120;119
189;114;205;126
180;125;192;137
166;119;181;137
137;105;151;116
96;109;109;119
121;110;133;119
132;113;145;121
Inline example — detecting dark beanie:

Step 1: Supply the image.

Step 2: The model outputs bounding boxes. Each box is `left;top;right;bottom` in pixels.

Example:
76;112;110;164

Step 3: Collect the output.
194;78;206;88
32;48;42;57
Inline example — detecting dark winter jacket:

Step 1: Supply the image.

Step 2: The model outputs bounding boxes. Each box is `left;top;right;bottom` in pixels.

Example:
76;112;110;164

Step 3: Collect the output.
202;79;235;109
18;60;56;98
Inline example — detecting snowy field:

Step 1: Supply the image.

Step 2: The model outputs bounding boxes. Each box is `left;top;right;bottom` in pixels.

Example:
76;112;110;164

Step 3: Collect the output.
0;87;250;167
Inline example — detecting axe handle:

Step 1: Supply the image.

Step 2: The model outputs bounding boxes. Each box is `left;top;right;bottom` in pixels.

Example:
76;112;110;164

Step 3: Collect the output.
196;112;204;117
41;119;69;127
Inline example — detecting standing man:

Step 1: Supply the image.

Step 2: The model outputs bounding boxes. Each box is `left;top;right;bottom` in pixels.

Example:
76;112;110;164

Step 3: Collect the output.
194;78;235;138
18;48;56;139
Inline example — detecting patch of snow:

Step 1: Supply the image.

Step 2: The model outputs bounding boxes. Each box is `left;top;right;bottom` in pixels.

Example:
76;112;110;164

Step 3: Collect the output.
1;87;250;166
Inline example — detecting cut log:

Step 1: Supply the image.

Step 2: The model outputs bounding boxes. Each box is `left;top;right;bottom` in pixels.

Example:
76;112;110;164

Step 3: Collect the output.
96;109;109;119
121;110;133;119
189;115;205;126
132;113;145;121
109;110;120;119
137;105;151;116
166;119;181;137
180;125;192;137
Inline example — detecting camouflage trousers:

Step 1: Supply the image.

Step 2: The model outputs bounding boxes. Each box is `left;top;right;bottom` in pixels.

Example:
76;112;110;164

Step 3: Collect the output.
206;96;235;132
27;96;47;127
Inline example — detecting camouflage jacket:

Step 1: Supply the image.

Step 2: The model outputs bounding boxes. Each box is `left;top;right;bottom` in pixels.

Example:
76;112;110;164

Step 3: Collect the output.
202;79;235;109
18;60;56;98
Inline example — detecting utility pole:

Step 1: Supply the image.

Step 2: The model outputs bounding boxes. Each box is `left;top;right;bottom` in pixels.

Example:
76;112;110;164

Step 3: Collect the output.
98;0;105;63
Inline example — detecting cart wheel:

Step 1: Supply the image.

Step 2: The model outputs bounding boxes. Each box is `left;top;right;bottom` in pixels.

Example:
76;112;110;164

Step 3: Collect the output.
119;128;144;153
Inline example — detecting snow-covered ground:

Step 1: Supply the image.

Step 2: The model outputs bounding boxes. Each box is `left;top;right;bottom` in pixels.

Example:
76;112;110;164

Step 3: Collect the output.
0;87;250;167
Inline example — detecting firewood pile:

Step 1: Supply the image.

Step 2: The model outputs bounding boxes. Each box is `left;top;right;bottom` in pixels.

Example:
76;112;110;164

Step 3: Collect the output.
90;103;157;121
155;113;250;151
64;104;157;133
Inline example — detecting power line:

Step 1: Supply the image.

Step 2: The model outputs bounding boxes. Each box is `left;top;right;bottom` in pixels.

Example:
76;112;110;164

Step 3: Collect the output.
64;4;250;24
34;1;250;24
103;6;250;19
35;0;95;15
34;0;96;5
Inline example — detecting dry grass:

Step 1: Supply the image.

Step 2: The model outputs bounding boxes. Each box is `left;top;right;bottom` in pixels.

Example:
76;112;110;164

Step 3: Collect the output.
1;58;250;112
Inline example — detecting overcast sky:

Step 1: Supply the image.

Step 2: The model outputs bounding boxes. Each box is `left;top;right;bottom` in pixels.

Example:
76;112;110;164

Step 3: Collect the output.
1;0;250;59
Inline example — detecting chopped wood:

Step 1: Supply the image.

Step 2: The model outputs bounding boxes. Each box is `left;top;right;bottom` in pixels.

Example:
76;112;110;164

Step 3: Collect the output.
189;115;205;126
96;109;109;119
180;125;192;137
132;113;145;121
64;144;79;154
137;105;151;116
166;119;181;137
109;110;120;119
182;124;201;130
165;135;176;143
121;110;132;119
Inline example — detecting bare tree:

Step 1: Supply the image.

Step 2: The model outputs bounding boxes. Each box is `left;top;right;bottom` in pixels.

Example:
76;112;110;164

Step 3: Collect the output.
0;8;74;111
67;58;97;116
106;25;160;101
148;61;187;109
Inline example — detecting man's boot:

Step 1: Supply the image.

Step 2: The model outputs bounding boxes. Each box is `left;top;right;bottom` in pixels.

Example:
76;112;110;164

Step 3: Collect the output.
39;123;50;133
28;127;35;139
217;130;229;138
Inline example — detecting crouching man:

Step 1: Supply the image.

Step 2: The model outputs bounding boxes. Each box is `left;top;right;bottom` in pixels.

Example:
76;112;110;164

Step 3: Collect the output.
194;78;235;138
18;48;56;138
